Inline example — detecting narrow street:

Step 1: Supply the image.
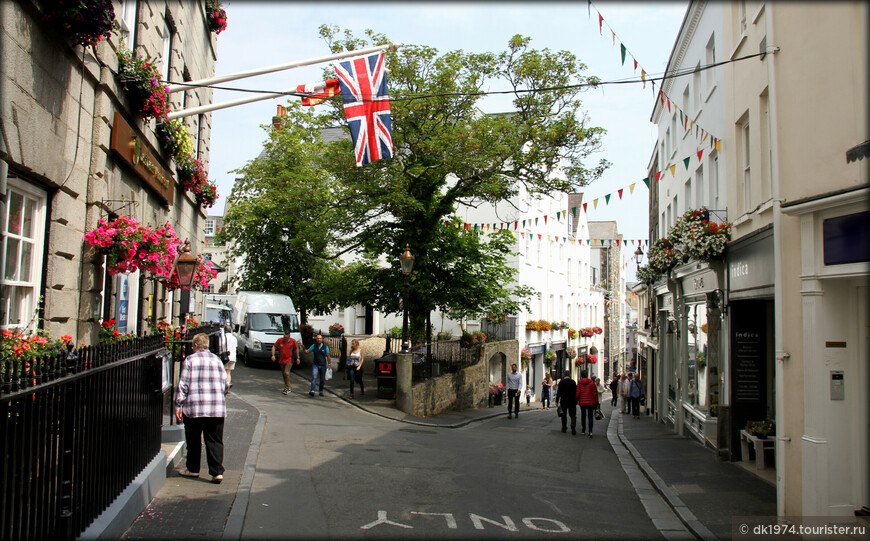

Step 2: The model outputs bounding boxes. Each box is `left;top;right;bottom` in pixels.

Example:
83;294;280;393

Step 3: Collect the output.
124;362;778;539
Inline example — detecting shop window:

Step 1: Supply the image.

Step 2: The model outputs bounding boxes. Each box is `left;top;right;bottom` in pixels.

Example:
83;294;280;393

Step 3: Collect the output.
687;303;708;411
823;211;870;265
2;177;47;330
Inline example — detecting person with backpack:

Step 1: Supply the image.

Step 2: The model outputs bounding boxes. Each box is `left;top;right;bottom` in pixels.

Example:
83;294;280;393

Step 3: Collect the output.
628;372;644;418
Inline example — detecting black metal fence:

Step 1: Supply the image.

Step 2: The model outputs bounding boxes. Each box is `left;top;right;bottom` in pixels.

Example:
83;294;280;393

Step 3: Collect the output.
480;316;518;342
412;340;480;381
0;334;167;540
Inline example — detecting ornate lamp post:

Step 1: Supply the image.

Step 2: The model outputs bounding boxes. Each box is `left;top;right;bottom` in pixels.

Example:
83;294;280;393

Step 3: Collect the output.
172;239;198;326
399;244;415;353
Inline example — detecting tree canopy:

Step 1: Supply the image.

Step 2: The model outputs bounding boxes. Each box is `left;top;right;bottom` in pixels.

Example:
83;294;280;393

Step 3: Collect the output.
220;29;608;332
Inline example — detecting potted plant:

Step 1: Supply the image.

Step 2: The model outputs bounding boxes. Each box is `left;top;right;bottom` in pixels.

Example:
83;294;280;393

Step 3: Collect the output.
567;327;577;339
460;330;487;348
592;326;603;335
544;349;556;362
489;383;505;406
328;323;344;336
747;420;774;439
538;320;553;332
695;351;706;370
84;217;180;278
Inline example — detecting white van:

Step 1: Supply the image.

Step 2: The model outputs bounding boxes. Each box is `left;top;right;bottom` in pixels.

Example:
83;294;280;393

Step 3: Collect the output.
233;292;301;366
205;302;234;327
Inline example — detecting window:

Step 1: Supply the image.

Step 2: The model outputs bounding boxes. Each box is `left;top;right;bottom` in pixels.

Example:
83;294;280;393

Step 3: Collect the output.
119;0;139;48
695;165;704;208
738;0;748;33
741;119;751;212
567;258;572;284
661;211;667;238
664;128;670;159
2;177;46;330
708;152;721;210
536;235;542;266
666;204;672;232
674;194;679;222
591;266;598;289
705;35;716;94
693;63;701;114
670;114;677;156
682;85;690;124
196;114;205;159
161;17;174;83
684;179;692;213
760;89;772;202
204;219;215;236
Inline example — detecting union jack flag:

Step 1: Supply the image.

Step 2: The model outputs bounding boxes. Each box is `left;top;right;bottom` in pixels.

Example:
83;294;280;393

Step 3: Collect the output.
334;52;393;166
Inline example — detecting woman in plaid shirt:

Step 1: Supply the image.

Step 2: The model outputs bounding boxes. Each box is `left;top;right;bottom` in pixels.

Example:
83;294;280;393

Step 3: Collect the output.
175;333;228;483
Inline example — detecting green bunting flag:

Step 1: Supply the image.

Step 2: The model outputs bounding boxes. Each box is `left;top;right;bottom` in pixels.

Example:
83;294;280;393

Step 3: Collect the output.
620;43;626;65
683;156;691;170
572;207;577;217
605;194;611;205
643;177;650;188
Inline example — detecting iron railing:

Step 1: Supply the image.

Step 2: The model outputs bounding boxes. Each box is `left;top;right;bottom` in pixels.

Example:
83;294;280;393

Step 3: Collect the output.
412;340;479;381
0;334;166;541
480;316;518;341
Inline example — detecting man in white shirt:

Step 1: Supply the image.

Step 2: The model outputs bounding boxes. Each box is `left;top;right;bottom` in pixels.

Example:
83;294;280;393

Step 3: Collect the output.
506;363;523;419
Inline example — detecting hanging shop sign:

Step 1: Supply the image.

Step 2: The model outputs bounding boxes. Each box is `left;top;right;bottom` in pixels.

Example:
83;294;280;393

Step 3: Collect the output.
110;112;175;205
728;227;774;298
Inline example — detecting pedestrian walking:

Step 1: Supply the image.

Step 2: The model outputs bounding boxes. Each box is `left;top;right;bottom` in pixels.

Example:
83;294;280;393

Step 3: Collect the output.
609;375;619;407
524;385;532;406
271;329;300;395
628;373;644;418
576;369;599;438
346;338;365;399
222;325;237;388
307;334;330;396
555;370;578;434
175;333;228;484
506;363;522;418
620;373;631;414
541;373;553;409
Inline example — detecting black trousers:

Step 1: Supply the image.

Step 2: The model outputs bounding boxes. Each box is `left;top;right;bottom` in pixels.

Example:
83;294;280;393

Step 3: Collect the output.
183;415;225;476
630;396;641;416
580;405;595;433
560;403;577;430
507;389;521;415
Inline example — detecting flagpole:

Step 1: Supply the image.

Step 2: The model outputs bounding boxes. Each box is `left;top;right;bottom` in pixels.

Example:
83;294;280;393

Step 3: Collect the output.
167;43;399;94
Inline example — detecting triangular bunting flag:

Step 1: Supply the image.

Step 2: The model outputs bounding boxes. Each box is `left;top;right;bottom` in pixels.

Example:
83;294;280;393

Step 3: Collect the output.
612;31;616;46
583;202;588;213
544;215;548;224
620;43;626;65
683;157;691;170
669;164;676;176
538;234;542;240
604;194;611;205
643;177;650;188
697;149;704;161
593;199;599;209
535;217;539;226
571;207;577;217
598;13;603;34
555;236;559;242
655;171;662;182
562;210;567;220
667;98;671;112
464;223;470;231
633;58;638;71
521;232;525;238
629;183;636;194
642;69;647;88
618;189;623;199
616;239;621;246
715;139;722;153
514;221;518;230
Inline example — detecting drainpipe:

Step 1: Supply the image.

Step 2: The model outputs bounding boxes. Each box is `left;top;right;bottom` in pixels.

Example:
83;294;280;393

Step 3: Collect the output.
765;4;788;517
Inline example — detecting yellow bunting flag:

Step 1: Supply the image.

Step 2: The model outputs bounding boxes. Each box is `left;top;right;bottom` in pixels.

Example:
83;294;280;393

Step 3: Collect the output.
669;164;676;176
629;183;636;194
641;69;647;88
593;198;599;209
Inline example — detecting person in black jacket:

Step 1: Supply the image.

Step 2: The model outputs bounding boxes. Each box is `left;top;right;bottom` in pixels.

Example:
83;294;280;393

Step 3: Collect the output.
609;375;619;407
555;370;578;435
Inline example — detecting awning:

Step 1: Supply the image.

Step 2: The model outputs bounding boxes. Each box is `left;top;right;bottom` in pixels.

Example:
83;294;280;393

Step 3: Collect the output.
846;140;870;163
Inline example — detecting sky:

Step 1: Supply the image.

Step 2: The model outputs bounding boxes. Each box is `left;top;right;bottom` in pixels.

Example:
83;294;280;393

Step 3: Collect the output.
205;1;689;280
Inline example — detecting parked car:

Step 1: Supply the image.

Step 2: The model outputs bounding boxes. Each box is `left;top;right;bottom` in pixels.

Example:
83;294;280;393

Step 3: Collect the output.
233;292;301;367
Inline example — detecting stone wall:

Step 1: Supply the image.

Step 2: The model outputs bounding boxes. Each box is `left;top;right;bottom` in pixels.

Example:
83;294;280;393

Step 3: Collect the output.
397;340;519;417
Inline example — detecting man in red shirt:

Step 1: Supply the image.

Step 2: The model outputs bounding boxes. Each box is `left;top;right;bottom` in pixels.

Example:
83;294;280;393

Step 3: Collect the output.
271;330;299;395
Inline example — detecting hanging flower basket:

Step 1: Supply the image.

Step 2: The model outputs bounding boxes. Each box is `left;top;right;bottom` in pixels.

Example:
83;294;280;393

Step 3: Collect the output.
156;119;195;164
592;327;603;335
328;323;344;336
636;264;659;284
176;157;219;208
567;328;577;339
544;349;556;361
43;0;115;47
565;347;576;360
205;0;228;34
670;207;732;262
648;237;681;274
520;348;532;362
84;217;179;278
116;47;169;121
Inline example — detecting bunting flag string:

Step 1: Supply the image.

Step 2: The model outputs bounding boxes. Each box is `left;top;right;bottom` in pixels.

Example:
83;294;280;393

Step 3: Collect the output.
587;1;723;146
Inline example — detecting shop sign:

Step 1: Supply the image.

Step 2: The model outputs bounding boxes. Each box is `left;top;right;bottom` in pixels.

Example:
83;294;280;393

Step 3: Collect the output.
728;229;774;292
110;112;175;205
683;269;717;295
577;345;588;356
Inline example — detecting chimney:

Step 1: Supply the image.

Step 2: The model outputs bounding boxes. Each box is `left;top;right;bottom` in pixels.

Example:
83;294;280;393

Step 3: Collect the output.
272;104;287;130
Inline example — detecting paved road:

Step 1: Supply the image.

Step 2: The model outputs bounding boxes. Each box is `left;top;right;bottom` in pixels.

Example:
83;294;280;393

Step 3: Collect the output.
125;360;783;539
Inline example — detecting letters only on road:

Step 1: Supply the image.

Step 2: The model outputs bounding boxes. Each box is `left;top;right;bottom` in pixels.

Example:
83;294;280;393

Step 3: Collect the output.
361;510;570;533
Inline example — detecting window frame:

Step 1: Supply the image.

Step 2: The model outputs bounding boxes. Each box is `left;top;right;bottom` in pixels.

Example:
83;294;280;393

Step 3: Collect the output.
2;177;47;331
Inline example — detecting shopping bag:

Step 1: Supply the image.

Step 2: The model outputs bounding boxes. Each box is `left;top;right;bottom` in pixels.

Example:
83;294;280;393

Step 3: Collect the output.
557;406;564;417
325;367;333;381
595;407;605;421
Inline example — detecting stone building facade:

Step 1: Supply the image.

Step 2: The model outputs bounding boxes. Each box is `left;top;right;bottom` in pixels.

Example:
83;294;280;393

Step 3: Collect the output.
1;0;218;342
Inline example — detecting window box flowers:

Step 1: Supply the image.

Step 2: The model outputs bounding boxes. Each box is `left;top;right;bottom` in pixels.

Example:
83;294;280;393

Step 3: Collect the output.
205;0;228;34
567;327;577;339
671;207;732;262
328;323;344;336
116;47;169;122
592;326;603;335
544;349;556;361
84;216;179;278
580;327;594;338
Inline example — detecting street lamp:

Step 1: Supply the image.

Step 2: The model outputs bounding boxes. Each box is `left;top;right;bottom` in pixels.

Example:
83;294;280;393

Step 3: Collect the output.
172;239;198;326
634;246;644;268
399;244;415;353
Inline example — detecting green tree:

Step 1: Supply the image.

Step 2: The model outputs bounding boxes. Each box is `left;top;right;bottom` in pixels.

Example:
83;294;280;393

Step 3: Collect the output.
313;28;608;333
216;104;340;323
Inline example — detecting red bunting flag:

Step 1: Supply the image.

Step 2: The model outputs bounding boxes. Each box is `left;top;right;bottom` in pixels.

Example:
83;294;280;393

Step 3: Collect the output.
618;188;623;199
697;149;704;161
655;171;662;182
667;98;671;112
514;221;518;230
633;59;638;71
598;13;603;34
464;224;469;231
583;202;588;213
538;234;542;240
544;216;548;224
